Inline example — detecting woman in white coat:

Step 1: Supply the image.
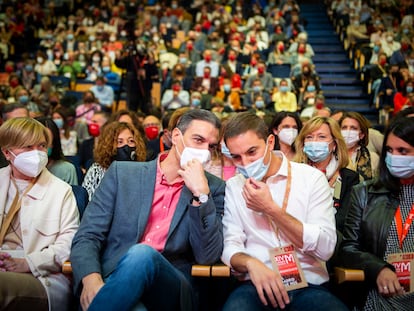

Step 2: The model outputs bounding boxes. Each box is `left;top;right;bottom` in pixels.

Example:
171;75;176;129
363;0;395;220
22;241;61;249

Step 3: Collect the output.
0;117;79;311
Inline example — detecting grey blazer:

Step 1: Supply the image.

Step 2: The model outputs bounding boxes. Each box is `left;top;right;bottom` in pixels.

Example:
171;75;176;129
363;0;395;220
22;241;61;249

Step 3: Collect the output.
70;159;225;295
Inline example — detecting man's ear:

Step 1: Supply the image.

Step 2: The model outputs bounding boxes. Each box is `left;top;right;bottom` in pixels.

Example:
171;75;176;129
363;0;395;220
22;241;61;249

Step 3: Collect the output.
267;134;275;150
171;127;181;147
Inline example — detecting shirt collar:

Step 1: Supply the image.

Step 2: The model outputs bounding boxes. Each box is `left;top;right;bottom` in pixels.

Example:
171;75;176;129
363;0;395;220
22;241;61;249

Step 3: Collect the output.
266;151;289;183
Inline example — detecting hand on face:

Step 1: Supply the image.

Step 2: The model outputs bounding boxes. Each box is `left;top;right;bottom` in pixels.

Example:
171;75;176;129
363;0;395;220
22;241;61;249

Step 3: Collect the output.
178;159;209;196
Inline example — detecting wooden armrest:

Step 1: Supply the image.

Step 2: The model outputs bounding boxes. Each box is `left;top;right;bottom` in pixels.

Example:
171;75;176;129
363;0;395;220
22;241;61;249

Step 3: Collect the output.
63;261;232;278
62;261;73;274
334;267;364;284
191;264;231;277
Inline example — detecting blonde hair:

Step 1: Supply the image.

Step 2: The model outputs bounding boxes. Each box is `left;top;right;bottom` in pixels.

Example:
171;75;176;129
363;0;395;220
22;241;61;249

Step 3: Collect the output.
0;117;51;150
293;116;349;169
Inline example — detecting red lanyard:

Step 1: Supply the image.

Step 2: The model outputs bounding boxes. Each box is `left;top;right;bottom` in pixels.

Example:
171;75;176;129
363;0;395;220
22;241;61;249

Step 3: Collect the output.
395;203;414;249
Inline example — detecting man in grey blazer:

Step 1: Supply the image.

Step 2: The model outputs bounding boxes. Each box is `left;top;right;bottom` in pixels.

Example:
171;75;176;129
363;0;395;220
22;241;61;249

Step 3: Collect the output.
71;109;225;311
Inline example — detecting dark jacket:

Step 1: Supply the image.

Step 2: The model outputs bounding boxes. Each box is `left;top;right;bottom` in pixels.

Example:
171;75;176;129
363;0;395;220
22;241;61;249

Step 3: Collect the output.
335;168;360;234
340;179;399;284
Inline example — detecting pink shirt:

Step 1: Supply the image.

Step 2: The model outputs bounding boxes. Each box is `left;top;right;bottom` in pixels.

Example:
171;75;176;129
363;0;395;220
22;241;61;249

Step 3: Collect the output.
75;103;101;124
140;154;184;251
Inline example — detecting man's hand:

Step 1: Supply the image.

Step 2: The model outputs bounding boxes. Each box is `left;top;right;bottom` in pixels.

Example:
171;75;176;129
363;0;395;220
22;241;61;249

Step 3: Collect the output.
246;257;290;309
242;178;275;214
81;273;105;311
178;159;209;198
377;267;405;297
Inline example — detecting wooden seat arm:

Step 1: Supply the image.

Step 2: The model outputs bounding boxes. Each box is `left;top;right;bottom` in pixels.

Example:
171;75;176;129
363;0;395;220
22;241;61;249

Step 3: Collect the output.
334;267;365;284
191;264;231;277
63;261;231;278
62;261;73;274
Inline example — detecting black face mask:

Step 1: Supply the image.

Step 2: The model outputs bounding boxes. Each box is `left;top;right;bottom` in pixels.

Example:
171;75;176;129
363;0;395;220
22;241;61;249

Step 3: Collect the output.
115;145;136;161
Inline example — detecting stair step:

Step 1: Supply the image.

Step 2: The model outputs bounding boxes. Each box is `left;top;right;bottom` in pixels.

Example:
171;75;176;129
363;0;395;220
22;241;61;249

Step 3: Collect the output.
300;1;377;124
321;77;363;86
322;85;365;91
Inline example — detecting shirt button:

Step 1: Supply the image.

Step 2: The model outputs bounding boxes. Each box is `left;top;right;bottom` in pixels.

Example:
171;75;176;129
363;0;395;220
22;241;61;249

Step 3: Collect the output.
156;225;160;229
163;206;167;209
147;238;151;242
22;230;28;235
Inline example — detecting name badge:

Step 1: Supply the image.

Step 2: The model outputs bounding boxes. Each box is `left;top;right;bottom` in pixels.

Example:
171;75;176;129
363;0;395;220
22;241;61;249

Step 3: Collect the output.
387;252;414;293
269;244;308;291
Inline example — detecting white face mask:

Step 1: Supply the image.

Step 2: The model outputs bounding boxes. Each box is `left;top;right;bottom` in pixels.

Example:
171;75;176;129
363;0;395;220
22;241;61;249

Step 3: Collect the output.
9;149;48;178
176;132;211;168
341;130;360;147
278;128;298;146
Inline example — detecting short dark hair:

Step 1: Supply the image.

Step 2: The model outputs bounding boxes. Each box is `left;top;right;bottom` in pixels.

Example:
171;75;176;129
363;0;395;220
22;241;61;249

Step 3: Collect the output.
223;111;268;143
176;109;221;133
378;116;414;193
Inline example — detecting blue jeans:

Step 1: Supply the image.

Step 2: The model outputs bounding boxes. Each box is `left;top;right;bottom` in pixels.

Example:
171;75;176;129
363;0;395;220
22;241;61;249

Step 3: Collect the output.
222;281;349;311
88;244;193;311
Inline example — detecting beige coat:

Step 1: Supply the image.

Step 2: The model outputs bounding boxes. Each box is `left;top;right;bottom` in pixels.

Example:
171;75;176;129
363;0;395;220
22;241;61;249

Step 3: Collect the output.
0;166;79;311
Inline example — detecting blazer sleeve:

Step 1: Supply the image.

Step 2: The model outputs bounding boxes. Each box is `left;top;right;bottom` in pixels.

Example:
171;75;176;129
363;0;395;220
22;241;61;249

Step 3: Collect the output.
188;174;225;265
70;163;120;292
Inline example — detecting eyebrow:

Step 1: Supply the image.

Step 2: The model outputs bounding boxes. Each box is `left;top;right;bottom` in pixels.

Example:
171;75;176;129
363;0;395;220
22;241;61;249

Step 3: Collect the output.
192;134;218;148
230;146;258;157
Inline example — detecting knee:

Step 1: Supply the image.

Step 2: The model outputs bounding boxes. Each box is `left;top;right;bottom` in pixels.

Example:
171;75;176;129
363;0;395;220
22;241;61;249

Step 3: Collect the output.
121;244;160;269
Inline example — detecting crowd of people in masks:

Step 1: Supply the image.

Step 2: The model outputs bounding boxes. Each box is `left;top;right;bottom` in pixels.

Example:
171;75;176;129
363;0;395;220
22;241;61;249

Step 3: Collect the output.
0;0;414;311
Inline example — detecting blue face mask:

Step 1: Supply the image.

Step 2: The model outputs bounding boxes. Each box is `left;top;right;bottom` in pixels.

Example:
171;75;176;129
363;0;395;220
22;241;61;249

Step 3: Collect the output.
307;85;316;92
224;84;231;92
19;95;29;104
236;141;271;181
253;86;261;93
221;142;232;158
280;85;289;92
255;100;265;109
407;86;413;93
25;65;33;71
303;141;331;162
53;118;64;129
373;45;380;53
192;98;201;106
385;152;414;179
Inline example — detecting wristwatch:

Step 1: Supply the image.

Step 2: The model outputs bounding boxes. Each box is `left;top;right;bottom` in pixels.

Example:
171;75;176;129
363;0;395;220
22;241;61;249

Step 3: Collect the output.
192;193;209;204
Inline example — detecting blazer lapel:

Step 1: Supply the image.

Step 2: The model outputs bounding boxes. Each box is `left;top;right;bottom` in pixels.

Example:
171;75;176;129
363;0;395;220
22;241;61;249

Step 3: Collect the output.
136;162;157;239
